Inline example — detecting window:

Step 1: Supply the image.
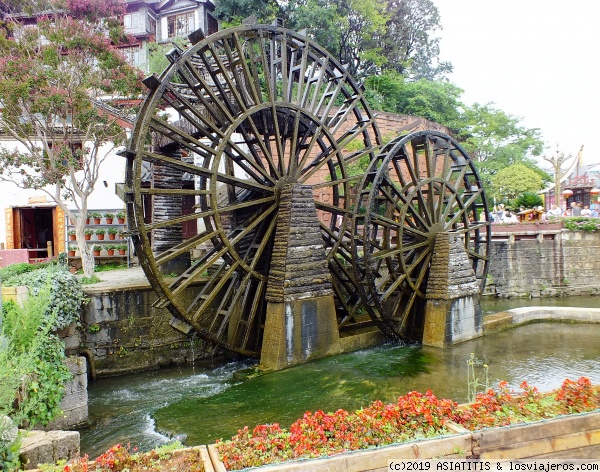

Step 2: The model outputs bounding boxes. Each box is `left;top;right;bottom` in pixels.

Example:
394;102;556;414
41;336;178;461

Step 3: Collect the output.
148;16;156;34
167;12;195;38
121;45;141;67
124;12;141;32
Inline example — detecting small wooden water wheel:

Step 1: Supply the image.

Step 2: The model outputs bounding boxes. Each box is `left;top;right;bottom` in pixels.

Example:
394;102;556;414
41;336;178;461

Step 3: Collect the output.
351;130;491;340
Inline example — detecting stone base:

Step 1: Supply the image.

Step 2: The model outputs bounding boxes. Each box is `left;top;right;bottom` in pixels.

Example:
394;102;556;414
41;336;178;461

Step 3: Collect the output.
19;430;80;470
46;357;88;430
260;296;341;370
422;295;483;348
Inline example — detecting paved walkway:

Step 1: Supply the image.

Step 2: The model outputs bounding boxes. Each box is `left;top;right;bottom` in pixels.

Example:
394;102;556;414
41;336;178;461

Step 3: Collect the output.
78;264;152;293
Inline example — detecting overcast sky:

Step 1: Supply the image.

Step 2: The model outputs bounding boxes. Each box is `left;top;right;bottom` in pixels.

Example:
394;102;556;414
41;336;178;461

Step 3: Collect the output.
433;0;600;168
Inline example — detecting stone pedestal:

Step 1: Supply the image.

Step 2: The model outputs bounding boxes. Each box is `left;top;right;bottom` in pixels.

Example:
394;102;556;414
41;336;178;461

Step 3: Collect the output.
422;232;483;348
260;184;340;370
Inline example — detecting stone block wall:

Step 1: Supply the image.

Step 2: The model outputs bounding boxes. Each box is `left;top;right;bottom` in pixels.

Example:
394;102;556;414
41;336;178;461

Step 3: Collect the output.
47;357;88;430
486;231;600;298
80;286;209;376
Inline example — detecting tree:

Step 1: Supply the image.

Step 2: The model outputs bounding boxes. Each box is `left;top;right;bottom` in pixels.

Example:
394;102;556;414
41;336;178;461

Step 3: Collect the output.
0;0;143;277
285;0;388;78
381;0;452;80
542;145;576;206
456;102;547;187
364;71;463;125
489;163;544;202
213;0;279;26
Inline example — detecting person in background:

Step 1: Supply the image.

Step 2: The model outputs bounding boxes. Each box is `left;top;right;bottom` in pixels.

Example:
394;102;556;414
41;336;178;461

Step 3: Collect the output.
590;205;599;218
581;205;591;217
547;204;562;218
571;201;581;216
503;210;518;224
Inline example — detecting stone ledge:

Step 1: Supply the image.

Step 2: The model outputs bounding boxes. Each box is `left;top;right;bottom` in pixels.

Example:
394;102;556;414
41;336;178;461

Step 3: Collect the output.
19;430;80;470
483;307;600;334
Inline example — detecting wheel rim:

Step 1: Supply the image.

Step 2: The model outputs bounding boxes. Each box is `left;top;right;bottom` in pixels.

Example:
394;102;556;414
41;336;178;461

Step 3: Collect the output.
125;25;381;356
353;130;491;339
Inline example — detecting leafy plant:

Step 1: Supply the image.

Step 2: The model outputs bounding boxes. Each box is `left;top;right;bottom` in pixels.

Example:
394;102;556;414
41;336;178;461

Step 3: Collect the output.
103;213;115;219
84;229;94;236
466;353;489;403
1;285;72;470
116;211;125;219
452;377;599;430
107;227;118;235
88;323;100;334
95;228;106;235
512;192;543;210
3;265;87;330
90;212;102;219
563;217;600;232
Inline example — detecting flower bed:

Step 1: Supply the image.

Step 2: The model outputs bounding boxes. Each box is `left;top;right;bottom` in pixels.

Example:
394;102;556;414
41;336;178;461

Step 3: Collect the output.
215;390;457;470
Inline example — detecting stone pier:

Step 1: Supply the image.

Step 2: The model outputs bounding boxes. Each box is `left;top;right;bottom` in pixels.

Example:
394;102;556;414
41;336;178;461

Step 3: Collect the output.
260;184;341;370
422;232;483;348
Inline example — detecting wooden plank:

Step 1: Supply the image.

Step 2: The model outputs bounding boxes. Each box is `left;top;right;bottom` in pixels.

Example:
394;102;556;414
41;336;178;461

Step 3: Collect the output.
478;412;600;447
198;445;216;472
212;434;471;472
207;444;227;472
478;428;600;459
532;444;600;459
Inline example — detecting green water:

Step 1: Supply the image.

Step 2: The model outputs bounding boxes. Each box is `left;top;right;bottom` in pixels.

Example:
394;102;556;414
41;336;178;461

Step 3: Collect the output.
80;319;600;459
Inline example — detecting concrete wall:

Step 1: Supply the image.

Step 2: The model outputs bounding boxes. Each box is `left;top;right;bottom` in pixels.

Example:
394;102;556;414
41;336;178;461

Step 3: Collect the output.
486;230;600;298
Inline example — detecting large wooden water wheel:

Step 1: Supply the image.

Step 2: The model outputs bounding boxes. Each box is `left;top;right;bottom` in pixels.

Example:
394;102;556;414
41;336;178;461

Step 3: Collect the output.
123;24;382;357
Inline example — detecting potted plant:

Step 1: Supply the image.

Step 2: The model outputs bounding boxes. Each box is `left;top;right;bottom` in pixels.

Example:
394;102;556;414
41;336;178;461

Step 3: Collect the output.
68;245;77;257
106;244;115;256
104;212;115;224
84;228;94;240
91;211;102;224
117;244;127;255
107;227;118;240
95;228;106;240
117;228;126;240
93;244;102;256
116;210;126;224
86;212;92;224
68;229;77;241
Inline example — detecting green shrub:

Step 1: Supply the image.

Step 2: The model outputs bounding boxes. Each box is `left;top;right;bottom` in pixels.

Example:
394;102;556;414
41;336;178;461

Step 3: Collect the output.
1;286;72;470
563;217;600;232
4;265;87;330
0;261;49;282
512;192;543;209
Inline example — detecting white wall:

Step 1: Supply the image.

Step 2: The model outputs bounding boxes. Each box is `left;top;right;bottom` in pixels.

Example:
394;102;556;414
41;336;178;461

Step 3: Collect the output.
0;141;127;247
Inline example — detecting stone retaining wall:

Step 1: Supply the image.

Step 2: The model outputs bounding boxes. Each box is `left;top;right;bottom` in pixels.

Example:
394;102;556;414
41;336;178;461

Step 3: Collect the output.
486;230;600;298
78;284;213;377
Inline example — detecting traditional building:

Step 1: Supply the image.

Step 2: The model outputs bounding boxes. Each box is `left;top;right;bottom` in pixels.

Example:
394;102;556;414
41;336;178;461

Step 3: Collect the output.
120;0;218;71
543;147;600;212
